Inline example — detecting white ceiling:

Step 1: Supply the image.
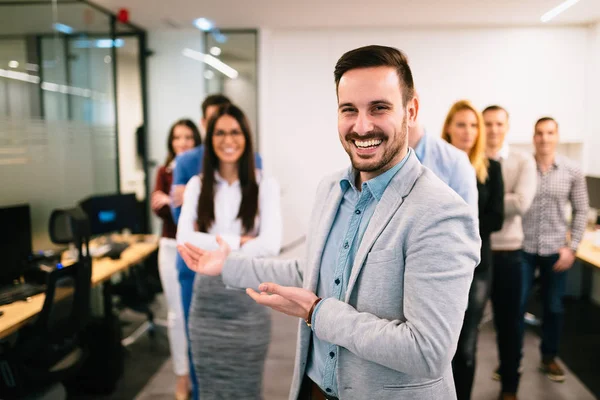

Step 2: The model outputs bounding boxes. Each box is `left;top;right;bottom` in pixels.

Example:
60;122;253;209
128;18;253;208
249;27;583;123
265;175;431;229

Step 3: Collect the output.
93;0;600;30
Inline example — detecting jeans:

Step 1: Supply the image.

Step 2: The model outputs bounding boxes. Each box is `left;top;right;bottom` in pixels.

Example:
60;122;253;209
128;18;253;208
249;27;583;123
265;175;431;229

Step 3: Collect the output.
520;252;567;358
453;239;492;400
177;253;198;400
491;250;523;394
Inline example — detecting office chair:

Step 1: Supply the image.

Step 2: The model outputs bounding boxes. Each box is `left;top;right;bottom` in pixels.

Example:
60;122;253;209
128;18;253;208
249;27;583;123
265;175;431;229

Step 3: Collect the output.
0;207;92;399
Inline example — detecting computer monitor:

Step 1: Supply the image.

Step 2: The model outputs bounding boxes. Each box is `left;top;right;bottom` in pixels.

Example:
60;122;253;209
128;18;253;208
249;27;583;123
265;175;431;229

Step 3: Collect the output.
0;204;33;284
79;193;141;236
586;176;600;210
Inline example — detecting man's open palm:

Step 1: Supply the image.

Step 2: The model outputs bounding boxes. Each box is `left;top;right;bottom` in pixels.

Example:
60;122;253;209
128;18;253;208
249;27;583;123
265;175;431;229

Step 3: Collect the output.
177;236;231;276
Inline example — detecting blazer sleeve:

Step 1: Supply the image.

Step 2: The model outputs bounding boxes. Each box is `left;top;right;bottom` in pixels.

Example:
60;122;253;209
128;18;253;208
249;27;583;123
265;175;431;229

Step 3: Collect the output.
312;199;481;379
479;160;504;237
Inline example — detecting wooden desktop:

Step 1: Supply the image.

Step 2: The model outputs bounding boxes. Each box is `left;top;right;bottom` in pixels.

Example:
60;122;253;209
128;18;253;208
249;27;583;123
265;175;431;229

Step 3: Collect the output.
0;234;158;339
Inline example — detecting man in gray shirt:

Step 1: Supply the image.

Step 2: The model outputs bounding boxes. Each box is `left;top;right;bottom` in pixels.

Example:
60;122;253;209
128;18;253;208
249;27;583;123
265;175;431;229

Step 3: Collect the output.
521;117;588;383
484;105;537;400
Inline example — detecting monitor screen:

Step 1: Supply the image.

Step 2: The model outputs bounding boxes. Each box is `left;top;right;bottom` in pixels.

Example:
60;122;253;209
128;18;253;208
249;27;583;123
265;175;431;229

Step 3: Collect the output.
586;176;600;210
0;204;32;283
79;193;141;236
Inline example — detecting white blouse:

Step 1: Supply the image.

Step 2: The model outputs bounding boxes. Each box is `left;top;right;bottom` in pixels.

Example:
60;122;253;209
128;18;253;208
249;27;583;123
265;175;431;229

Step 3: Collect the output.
176;171;282;257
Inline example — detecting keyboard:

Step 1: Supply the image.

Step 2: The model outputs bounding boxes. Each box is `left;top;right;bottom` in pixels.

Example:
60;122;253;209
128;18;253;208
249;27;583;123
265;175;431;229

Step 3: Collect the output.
104;241;130;260
0;283;46;306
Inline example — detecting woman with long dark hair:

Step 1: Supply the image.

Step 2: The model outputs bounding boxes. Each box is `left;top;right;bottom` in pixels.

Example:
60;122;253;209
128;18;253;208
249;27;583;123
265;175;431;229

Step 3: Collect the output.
176;104;282;399
151;119;201;400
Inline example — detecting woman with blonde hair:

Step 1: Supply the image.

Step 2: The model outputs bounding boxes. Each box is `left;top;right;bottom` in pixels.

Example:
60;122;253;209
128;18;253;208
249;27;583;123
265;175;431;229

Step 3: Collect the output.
442;100;505;400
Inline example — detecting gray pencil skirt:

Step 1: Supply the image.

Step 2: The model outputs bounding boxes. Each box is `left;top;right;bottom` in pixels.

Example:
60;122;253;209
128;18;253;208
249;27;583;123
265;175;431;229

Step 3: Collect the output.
189;274;272;400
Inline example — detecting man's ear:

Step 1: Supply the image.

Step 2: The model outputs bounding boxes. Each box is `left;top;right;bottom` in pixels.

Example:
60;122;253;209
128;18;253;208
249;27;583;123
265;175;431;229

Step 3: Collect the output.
407;96;419;127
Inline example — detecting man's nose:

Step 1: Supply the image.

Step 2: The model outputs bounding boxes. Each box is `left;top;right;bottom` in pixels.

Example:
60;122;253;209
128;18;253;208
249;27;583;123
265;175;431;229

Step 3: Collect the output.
354;113;374;135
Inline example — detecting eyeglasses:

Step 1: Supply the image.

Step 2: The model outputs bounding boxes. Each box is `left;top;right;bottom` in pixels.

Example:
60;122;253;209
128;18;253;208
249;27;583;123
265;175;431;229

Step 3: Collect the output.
213;129;244;139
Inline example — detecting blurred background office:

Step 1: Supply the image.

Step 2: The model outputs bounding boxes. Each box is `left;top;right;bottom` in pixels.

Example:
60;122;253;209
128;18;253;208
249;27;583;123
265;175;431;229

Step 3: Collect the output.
1;0;600;399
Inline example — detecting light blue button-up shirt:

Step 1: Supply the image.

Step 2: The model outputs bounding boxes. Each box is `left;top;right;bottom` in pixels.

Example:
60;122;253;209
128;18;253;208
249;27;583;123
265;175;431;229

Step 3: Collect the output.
306;150;411;397
414;131;478;209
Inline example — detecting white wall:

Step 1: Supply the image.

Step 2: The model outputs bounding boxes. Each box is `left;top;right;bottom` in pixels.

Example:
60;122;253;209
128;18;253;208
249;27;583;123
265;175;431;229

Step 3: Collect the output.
258;27;589;238
147;29;205;233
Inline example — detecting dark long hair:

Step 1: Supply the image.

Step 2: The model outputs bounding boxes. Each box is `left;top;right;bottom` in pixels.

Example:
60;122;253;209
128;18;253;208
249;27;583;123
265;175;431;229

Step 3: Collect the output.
196;104;258;234
164;119;202;166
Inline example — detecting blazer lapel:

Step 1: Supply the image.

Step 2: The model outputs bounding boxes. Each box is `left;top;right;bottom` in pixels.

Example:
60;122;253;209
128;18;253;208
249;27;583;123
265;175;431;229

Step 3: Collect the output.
345;152;423;301
306;181;344;293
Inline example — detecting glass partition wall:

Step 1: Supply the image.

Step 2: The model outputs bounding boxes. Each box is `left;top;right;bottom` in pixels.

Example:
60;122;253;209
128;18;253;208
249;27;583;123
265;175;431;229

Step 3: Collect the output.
0;0;149;249
204;29;259;147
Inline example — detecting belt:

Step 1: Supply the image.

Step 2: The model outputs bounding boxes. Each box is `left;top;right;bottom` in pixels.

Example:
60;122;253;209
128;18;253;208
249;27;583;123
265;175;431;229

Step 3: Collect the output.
303;377;339;400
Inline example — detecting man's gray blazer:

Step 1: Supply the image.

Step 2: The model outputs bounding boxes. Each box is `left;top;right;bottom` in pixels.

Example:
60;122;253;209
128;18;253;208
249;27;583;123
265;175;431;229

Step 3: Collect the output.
223;150;481;399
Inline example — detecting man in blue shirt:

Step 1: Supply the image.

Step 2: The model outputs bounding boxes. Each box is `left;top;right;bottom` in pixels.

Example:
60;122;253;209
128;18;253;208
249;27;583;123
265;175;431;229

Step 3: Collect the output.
170;93;262;400
409;120;478;209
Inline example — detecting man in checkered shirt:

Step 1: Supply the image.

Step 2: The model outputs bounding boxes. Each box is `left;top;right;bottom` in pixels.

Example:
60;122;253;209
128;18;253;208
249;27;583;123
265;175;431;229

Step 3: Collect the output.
521;117;589;383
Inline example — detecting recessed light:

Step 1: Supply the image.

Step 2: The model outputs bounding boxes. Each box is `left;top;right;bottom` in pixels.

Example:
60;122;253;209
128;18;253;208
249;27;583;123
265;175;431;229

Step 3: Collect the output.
53;23;74;34
209;46;221;56
8;61;19;69
193;18;214;31
541;0;581;22
182;48;238;79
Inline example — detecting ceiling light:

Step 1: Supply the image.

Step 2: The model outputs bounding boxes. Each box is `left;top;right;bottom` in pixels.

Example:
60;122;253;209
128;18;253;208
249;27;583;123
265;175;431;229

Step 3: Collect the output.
8;61;19;69
204;70;215;79
541;0;581;22
53;23;74;34
0;69;40;84
183;48;238;79
209;46;221;56
212;31;228;43
193;18;214;31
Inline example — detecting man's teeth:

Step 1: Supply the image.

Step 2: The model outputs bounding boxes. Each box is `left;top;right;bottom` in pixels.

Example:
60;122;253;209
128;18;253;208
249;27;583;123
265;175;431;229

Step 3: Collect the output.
355;139;383;148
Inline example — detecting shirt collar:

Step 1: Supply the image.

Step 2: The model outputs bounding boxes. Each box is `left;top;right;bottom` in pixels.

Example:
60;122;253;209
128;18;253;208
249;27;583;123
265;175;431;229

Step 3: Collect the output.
535;154;561;170
340;148;412;201
214;172;240;186
496;143;510;161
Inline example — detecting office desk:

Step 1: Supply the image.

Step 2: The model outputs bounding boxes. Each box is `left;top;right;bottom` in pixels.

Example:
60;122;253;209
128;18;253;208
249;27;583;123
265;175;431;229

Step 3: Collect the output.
0;234;158;340
576;231;600;269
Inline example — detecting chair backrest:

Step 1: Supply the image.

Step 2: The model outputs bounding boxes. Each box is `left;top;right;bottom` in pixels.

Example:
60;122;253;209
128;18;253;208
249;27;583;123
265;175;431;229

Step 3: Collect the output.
5;207;93;393
43;206;92;334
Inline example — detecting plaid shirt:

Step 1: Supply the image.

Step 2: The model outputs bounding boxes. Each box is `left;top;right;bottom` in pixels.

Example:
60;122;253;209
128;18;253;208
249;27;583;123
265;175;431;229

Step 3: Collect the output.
523;155;589;255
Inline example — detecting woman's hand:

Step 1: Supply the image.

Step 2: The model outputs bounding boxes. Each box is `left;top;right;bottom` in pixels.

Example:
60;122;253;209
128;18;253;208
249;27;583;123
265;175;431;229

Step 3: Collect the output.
240;235;255;246
151;191;171;211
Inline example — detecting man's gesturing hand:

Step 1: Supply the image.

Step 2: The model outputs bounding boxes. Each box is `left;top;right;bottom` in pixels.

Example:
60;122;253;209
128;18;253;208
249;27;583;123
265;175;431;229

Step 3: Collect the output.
246;283;319;320
177;235;231;275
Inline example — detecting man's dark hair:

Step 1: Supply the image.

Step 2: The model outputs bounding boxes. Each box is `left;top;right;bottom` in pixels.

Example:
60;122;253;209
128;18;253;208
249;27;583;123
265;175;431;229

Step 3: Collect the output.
482;105;510;119
334;45;415;105
535;116;558;130
201;94;231;117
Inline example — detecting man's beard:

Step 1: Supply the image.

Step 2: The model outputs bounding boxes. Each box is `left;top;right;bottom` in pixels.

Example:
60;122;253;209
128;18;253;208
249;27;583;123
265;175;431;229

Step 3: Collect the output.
345;117;407;173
